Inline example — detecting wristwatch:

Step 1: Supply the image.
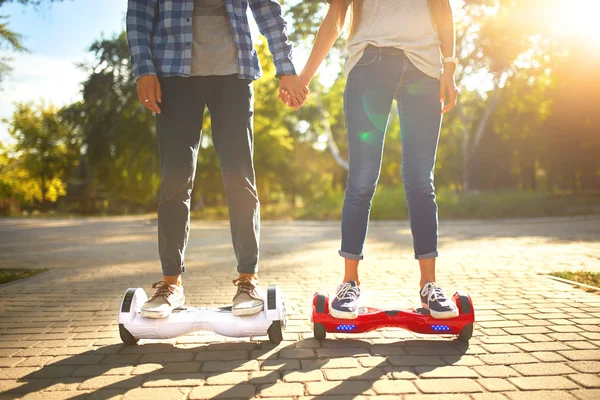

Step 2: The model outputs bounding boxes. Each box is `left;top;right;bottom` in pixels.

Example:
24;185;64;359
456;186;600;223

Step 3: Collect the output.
443;57;459;67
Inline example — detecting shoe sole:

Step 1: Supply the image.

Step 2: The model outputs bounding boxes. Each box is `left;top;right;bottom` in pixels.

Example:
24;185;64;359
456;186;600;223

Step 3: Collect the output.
140;309;172;319
140;297;185;319
422;303;459;319
232;303;264;316
330;307;359;320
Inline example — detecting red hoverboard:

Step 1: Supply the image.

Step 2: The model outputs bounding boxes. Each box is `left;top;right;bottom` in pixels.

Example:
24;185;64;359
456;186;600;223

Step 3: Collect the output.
311;292;475;341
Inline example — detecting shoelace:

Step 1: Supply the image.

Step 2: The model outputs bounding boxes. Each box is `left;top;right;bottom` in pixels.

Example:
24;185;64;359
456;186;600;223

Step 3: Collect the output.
421;283;450;305
233;277;260;300
336;282;360;302
149;281;178;305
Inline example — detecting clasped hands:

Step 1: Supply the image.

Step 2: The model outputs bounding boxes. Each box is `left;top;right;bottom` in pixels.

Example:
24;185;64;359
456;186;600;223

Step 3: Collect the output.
135;73;310;113
278;74;310;110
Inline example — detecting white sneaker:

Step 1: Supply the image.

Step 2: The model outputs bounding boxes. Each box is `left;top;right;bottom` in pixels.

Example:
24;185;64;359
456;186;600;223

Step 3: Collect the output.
420;282;459;319
232;278;264;316
330;281;361;320
140;281;185;319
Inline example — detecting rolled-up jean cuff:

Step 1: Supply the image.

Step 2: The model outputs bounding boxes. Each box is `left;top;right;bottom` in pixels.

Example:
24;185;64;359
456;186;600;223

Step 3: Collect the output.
162;265;185;276
238;264;258;275
339;250;364;261
415;251;438;260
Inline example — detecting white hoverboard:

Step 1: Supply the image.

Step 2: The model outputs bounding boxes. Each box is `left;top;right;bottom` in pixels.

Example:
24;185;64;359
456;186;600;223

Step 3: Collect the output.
118;285;286;345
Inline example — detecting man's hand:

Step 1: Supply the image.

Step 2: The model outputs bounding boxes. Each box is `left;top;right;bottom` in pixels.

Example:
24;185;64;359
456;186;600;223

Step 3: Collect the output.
440;69;459;115
278;75;309;110
137;74;162;114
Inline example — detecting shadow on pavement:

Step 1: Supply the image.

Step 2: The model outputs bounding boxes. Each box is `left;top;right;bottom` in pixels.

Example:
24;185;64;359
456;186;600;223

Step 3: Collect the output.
6;336;471;399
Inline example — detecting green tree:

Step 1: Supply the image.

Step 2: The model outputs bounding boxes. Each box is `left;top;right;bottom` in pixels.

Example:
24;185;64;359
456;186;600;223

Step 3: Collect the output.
0;14;25;82
251;39;339;207
541;39;600;192
284;0;578;193
75;32;159;212
0;0;64;7
6;103;80;204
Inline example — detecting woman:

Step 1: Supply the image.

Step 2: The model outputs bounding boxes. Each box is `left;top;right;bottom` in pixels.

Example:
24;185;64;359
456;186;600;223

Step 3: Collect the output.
299;0;460;319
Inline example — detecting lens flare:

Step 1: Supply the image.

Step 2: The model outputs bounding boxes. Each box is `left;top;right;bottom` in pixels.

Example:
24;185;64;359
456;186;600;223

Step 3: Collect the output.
362;91;389;132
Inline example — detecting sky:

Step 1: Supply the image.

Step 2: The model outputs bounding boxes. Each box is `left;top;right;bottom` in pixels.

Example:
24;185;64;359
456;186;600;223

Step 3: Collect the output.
0;0;129;144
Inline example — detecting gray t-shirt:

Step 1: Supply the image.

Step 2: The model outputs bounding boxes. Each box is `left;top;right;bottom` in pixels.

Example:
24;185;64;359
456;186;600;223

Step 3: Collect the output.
190;0;239;76
346;0;442;78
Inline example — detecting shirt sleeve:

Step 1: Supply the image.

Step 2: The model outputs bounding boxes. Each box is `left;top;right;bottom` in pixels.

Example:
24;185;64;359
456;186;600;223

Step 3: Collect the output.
126;0;158;81
249;0;297;77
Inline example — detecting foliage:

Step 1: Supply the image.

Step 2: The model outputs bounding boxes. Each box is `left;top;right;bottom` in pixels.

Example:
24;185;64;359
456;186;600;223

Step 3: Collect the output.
223;187;600;221
194;39;340;210
541;40;600;192
282;0;327;46
4;104;79;205
73;32;160;212
0;268;48;285
551;271;600;290
0;0;64;7
0;14;26;82
0;146;63;205
1;0;599;218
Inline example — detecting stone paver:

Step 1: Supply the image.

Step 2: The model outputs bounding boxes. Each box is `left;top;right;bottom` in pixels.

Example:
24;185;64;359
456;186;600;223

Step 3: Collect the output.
0;216;599;399
124;387;189;400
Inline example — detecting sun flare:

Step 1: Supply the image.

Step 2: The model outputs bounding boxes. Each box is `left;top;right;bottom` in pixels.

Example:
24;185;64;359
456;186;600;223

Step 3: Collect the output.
545;0;600;41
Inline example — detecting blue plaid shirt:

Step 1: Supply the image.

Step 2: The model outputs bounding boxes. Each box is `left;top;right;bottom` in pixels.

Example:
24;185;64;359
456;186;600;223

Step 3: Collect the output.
126;0;297;81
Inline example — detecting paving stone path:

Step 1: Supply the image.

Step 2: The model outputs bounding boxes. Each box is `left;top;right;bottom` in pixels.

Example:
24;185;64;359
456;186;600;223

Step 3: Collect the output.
0;216;599;399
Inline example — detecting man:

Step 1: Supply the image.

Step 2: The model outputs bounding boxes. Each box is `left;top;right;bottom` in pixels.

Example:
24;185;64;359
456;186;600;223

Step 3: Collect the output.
126;0;307;318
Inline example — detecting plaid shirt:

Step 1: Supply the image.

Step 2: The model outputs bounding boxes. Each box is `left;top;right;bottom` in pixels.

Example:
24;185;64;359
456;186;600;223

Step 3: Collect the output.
126;0;296;81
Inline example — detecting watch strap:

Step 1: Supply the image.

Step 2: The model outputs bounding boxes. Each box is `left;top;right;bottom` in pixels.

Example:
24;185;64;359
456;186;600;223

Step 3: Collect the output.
443;57;459;66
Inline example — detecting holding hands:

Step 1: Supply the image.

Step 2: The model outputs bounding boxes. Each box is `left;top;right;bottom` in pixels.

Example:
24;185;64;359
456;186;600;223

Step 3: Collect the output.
278;73;310;110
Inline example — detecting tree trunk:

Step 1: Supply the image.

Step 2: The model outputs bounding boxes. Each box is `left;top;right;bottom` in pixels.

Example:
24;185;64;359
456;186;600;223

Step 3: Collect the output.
471;83;501;155
547;166;554;193
457;102;470;191
316;96;349;171
40;174;46;204
458;82;502;191
530;159;537;191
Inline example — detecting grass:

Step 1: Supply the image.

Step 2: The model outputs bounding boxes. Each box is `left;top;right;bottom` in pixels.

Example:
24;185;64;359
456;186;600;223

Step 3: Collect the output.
209;188;600;221
551;271;600;289
436;190;600;220
0;269;48;285
6;189;599;221
375;188;600;220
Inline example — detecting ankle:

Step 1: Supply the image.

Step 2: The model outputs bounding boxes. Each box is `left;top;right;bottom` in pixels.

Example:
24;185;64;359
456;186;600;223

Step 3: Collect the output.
238;273;259;283
420;280;434;290
343;278;360;286
163;275;182;286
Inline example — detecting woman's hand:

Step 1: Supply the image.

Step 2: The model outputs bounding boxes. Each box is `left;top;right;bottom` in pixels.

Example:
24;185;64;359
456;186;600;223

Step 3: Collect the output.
440;69;459;114
278;74;309;110
299;70;311;88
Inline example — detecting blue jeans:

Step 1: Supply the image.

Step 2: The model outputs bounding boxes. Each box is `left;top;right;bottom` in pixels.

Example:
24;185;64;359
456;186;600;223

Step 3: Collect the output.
156;75;259;276
339;46;442;261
